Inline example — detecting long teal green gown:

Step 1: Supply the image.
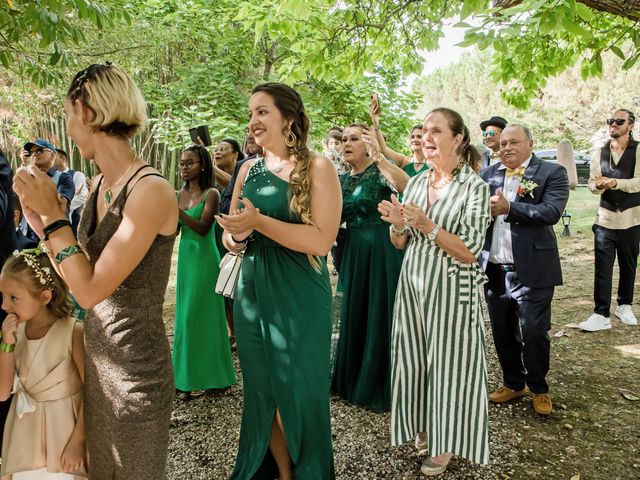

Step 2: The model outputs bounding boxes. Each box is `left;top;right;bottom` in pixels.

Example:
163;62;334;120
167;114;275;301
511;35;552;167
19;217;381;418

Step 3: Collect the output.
331;163;404;412
173;189;236;391
231;159;335;479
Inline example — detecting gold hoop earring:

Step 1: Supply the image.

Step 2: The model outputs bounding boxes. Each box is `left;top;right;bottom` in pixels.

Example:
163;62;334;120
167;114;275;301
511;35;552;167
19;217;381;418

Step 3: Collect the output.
285;129;297;148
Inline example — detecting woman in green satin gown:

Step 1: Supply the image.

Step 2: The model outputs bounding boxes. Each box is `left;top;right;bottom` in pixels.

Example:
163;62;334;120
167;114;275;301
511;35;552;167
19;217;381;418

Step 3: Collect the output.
215;83;342;480
330;124;409;412
174;146;236;396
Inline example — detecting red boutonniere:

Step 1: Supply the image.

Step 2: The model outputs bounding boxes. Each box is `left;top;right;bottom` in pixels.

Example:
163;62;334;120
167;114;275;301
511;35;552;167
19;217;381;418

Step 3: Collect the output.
517;179;538;198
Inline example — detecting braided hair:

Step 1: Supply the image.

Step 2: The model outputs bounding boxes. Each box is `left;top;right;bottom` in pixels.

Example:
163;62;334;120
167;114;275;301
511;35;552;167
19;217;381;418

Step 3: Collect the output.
251;82;319;269
251;83;313;225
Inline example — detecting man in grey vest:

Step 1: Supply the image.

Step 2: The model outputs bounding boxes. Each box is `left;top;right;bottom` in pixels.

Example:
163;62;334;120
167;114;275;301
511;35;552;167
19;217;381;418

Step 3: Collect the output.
579;109;640;331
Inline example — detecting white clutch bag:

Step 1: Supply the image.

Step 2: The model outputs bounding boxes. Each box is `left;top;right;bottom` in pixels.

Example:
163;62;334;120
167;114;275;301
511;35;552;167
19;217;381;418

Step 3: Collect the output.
215;251;244;299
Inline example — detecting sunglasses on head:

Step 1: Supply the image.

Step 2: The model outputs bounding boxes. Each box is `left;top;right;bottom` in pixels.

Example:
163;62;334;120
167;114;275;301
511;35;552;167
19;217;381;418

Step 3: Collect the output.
482;130;497;137
606;118;627;126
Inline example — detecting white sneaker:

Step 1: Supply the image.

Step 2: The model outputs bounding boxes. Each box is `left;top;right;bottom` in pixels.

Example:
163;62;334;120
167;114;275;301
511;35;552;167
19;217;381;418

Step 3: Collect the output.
578;313;612;332
615;305;638;326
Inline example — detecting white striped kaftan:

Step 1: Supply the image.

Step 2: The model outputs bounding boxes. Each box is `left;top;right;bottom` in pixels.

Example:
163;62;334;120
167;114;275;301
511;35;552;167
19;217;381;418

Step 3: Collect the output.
390;164;491;464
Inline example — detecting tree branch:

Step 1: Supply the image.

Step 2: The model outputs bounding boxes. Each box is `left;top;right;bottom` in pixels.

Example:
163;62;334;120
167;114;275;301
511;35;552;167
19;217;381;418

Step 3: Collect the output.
494;0;640;20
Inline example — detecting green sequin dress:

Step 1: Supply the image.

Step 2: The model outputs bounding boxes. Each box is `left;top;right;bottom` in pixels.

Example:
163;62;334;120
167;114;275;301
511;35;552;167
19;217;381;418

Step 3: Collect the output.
331;163;404;412
173;189;236;391
231;159;335;479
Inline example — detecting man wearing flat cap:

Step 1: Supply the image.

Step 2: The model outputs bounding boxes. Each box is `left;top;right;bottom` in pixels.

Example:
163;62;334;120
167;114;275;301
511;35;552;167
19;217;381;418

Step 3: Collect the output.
19;139;75;242
480;116;508;170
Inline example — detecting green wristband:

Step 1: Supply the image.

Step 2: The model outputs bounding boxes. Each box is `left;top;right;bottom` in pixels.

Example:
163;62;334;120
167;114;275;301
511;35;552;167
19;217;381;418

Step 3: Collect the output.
0;342;15;353
55;245;83;265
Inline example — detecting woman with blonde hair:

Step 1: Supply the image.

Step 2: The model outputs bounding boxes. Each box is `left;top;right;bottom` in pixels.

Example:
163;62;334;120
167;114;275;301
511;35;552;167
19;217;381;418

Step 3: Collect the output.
216;82;341;480
379;107;491;476
330;123;408;413
12;63;178;479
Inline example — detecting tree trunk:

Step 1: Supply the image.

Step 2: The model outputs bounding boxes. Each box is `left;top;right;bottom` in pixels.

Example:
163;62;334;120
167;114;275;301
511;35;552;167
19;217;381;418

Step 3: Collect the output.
494;0;640;19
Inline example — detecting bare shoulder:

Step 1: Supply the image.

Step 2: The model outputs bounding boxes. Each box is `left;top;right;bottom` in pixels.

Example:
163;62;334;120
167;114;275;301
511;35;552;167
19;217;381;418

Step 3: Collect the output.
310;153;337;176
239;158;258;175
72;319;84;335
126;165;176;202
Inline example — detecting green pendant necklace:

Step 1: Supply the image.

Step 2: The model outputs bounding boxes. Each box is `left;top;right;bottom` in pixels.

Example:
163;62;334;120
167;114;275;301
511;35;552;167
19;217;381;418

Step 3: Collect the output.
103;156;137;209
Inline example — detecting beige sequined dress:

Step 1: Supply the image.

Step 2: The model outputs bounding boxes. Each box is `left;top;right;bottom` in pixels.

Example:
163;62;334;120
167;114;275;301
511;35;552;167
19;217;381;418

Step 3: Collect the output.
77;167;176;479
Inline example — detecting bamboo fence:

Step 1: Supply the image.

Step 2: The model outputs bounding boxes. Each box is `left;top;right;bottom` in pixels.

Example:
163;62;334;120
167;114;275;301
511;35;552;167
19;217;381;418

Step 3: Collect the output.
0;114;181;188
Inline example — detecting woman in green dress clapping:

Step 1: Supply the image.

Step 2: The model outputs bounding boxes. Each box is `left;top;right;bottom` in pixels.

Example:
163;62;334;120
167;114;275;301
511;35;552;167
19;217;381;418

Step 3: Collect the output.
216;83;341;480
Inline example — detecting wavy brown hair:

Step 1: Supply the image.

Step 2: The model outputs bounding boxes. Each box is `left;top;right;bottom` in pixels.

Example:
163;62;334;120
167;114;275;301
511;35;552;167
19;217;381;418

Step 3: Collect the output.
251;83;313;223
251;82;319;267
2;251;72;319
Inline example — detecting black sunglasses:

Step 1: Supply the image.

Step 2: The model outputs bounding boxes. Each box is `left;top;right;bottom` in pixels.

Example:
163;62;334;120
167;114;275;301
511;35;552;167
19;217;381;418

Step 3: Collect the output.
606;118;627;126
30;147;48;155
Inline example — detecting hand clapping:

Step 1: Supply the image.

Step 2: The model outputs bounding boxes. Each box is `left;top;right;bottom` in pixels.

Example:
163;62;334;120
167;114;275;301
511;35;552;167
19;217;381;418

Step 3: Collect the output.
594;176;617;190
490;189;510;217
378;194;434;233
215;197;260;242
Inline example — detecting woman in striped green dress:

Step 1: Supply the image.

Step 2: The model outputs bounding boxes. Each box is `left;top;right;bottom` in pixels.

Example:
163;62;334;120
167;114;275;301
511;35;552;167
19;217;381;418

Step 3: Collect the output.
379;108;491;476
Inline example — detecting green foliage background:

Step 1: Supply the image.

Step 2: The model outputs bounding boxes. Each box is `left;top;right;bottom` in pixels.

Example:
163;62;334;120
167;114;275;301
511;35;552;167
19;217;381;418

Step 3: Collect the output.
1;0;639;163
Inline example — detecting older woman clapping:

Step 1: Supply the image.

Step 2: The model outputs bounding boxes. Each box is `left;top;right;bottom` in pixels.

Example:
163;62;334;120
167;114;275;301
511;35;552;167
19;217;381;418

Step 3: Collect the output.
330;123;409;413
378;108;491;476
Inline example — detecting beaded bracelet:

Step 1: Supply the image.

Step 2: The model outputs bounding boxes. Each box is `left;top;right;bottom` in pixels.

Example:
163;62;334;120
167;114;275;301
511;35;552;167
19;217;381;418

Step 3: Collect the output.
0;341;15;353
55;245;83;265
390;224;408;236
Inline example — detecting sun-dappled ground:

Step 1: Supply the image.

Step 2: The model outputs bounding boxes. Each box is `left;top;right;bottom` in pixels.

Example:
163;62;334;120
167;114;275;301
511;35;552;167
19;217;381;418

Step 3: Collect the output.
163;187;640;479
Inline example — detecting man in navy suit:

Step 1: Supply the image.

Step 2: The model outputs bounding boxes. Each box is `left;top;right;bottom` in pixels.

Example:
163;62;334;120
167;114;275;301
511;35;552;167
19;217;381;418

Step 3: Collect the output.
480;125;569;416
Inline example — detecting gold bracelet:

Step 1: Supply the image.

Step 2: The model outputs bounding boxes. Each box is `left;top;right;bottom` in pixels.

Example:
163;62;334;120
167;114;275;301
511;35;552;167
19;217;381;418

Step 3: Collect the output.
390;224;408;236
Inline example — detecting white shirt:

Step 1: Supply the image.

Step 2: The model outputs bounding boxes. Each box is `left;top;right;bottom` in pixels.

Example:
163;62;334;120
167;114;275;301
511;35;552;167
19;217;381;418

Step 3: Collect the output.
489;156;532;264
63;167;89;213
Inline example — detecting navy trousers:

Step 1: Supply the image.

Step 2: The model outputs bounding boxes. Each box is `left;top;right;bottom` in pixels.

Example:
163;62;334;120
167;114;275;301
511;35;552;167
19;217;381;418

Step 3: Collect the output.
485;262;554;394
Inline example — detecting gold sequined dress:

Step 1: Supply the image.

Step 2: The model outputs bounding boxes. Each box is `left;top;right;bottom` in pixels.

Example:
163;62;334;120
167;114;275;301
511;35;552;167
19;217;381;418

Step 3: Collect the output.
77;166;176;480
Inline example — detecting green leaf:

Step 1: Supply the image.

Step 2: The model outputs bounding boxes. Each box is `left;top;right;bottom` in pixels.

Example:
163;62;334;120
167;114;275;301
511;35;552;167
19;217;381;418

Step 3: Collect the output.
610;45;625;60
561;18;592;39
574;3;594;21
622;54;639;70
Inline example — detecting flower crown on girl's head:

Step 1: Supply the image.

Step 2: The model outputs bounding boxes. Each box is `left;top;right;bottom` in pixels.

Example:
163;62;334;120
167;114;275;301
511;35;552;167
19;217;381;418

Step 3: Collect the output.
12;248;55;288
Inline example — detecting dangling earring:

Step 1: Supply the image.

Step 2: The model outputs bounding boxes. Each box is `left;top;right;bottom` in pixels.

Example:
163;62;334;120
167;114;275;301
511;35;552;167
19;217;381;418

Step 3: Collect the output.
285;128;297;148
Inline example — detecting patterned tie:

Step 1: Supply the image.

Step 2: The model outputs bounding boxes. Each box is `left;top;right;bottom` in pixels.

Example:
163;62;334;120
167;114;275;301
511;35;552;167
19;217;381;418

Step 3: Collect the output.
506;166;526;177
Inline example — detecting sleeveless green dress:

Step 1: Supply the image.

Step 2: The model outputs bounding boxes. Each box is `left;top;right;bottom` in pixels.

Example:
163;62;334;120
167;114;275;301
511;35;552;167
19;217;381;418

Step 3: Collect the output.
173;189;236;391
231;159;335;479
331;163;404;412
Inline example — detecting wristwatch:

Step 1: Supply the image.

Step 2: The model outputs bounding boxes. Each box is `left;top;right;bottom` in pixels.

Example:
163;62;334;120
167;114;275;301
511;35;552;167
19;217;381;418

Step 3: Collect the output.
427;224;440;242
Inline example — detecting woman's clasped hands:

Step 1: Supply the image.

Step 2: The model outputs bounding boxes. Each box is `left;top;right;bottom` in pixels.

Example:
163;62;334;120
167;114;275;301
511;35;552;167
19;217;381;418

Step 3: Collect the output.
378;194;435;233
13;165;67;237
215;197;261;245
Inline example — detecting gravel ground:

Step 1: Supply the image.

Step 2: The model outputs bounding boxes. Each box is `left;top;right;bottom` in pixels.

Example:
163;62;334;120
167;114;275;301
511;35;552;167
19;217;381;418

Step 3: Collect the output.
165;292;518;480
